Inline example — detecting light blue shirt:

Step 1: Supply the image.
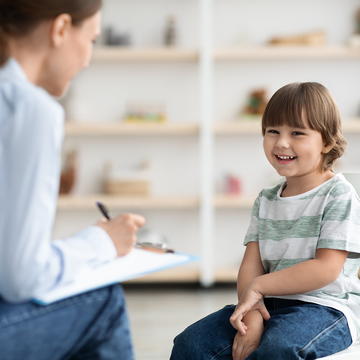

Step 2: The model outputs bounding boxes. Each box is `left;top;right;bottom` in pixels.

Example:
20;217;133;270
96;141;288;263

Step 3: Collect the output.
0;59;116;302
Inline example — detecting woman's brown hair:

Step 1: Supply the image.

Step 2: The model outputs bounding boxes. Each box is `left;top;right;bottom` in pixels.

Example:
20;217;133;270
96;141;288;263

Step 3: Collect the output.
262;82;347;171
0;0;102;65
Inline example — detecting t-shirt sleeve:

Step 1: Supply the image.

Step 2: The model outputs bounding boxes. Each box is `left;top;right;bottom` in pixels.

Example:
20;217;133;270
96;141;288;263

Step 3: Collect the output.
243;192;261;245
318;183;360;257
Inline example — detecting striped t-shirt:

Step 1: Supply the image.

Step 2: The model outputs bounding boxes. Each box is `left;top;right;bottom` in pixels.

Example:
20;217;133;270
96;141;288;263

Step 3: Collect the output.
244;173;360;343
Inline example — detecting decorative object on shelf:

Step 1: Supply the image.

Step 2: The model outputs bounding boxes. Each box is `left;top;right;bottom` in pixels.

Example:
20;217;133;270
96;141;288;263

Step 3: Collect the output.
123;102;167;123
103;26;131;46
163;15;177;47
268;30;326;46
224;173;242;196
59;150;77;194
103;160;151;196
217;173;243;196
242;88;268;117
348;7;360;48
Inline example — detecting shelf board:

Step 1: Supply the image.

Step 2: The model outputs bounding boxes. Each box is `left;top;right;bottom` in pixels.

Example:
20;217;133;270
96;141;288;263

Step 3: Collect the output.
215;46;360;61
64;119;360;137
214;120;261;134
214;118;360;135
215;195;255;209
92;46;360;62
58;195;254;210
64;122;199;136
58;195;199;210
92;47;198;62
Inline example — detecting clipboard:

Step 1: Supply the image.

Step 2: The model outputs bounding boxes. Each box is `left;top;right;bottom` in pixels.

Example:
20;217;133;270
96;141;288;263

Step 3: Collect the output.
33;248;197;305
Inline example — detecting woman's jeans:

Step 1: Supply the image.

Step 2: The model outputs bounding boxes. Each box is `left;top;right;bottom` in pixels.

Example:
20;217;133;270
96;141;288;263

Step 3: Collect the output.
170;298;352;360
0;285;134;360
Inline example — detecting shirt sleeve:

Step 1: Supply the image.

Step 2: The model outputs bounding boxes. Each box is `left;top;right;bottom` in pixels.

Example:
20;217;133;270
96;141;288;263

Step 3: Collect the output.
318;182;360;257
0;84;116;302
243;193;261;245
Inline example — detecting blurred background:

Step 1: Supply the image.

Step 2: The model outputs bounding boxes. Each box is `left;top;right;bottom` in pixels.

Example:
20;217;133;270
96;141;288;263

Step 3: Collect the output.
55;1;360;358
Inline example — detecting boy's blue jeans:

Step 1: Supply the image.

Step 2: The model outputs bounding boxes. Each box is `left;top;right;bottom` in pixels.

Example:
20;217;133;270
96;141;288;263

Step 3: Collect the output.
0;284;134;360
170;298;352;360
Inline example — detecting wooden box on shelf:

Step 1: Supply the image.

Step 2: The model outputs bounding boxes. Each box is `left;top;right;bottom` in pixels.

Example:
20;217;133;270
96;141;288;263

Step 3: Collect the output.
104;179;150;196
103;161;151;196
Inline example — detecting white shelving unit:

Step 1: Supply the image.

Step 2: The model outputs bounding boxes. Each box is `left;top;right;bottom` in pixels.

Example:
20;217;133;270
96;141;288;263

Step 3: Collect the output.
57;0;360;285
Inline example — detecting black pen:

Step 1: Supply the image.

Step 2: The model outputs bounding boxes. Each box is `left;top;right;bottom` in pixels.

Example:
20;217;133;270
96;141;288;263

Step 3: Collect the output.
96;201;111;220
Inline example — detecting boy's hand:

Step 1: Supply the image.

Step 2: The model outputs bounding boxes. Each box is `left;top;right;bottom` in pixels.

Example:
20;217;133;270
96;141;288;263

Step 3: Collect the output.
232;311;264;360
230;286;270;335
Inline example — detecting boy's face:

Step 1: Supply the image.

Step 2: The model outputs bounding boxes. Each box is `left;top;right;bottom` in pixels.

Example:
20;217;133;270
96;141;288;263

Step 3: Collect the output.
263;122;328;180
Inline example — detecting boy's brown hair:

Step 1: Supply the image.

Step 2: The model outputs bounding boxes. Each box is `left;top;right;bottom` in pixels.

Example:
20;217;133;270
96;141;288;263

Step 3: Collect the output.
262;82;347;171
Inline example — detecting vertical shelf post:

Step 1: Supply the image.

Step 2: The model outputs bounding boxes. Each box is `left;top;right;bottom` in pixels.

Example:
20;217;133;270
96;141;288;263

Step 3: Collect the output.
199;0;214;286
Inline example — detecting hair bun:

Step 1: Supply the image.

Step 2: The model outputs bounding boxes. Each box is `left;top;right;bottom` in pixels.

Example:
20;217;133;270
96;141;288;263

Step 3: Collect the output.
0;4;18;27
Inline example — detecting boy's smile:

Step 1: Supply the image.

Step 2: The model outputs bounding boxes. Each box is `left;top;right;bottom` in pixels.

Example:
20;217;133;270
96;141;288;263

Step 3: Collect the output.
263;122;330;184
275;154;298;164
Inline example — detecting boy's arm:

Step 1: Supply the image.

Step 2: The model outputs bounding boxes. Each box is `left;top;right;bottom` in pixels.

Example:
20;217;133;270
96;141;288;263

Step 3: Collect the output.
232;311;264;360
233;248;348;334
253;248;348;296
231;242;269;330
237;242;265;298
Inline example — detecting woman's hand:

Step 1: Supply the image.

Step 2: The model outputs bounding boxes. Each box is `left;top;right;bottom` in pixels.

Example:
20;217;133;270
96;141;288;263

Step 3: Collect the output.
230;285;270;335
232;311;264;360
97;213;145;256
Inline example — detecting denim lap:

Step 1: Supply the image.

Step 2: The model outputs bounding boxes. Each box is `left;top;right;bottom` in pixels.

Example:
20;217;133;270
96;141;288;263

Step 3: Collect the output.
170;305;237;360
0;284;134;360
170;298;352;360
248;299;352;359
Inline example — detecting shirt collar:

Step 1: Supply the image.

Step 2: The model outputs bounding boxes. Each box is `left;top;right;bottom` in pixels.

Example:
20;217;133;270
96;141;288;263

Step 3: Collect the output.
0;57;29;83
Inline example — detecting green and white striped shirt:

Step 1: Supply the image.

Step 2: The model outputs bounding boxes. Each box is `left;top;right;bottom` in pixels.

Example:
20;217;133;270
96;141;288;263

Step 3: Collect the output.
244;173;360;343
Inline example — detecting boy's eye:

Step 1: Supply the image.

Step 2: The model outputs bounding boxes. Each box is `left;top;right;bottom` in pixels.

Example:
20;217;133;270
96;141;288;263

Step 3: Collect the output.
292;131;306;136
266;129;279;134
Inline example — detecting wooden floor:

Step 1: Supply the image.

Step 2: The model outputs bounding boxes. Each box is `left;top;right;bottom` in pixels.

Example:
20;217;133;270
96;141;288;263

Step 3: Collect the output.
125;285;237;360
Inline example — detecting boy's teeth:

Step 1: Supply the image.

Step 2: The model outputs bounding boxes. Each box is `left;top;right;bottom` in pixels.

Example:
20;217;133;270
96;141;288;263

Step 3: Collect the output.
277;155;295;160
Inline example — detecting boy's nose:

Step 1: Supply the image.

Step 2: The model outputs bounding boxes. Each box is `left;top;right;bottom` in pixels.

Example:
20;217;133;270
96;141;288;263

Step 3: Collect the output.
275;135;291;149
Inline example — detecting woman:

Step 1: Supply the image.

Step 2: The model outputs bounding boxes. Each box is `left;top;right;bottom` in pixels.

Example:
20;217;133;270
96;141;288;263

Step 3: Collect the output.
0;1;144;359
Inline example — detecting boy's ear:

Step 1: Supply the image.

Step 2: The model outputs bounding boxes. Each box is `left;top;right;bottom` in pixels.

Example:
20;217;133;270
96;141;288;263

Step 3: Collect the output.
322;140;334;154
50;14;72;48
